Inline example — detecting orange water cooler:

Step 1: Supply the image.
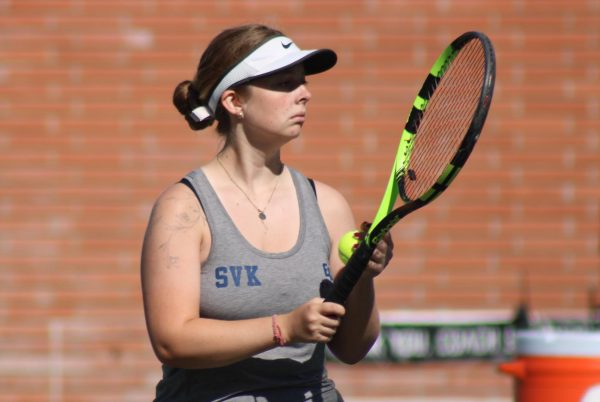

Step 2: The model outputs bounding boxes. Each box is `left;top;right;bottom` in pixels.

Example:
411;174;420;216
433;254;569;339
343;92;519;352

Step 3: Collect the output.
499;330;600;402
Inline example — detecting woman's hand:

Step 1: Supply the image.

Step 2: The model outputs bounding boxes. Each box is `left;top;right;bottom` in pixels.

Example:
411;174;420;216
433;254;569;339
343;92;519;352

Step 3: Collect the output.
361;221;394;278
279;298;346;344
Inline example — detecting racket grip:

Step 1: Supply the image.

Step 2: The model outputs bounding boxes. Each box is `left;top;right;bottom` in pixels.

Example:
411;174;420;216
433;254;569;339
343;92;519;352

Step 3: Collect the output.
324;242;374;305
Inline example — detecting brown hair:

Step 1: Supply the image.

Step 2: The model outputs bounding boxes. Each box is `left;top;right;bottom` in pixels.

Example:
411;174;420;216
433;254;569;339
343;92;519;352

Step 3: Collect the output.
173;24;284;135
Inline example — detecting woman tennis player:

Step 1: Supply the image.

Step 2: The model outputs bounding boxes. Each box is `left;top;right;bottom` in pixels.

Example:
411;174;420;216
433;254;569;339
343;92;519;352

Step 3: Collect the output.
141;24;394;402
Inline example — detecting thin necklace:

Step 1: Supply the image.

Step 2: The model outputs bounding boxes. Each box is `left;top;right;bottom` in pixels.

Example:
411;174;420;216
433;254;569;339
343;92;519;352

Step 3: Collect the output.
216;157;282;221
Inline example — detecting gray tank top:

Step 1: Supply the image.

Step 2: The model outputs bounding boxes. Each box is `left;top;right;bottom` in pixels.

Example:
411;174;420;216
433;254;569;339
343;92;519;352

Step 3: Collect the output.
154;167;343;402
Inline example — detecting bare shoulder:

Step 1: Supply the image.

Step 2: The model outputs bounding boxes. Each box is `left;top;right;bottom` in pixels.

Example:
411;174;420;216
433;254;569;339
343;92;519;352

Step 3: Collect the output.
312;179;355;234
312;180;350;211
149;182;205;231
143;182;207;269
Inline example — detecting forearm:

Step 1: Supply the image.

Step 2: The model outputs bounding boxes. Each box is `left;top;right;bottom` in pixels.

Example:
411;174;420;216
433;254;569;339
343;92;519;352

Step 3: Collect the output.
152;316;277;369
327;273;380;364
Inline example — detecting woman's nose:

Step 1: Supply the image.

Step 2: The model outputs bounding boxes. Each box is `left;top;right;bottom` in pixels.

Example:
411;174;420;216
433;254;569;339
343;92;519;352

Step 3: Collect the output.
297;84;312;104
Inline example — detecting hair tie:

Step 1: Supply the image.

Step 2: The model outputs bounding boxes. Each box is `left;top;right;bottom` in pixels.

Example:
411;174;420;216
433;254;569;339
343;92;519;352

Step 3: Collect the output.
189;105;213;123
186;85;214;123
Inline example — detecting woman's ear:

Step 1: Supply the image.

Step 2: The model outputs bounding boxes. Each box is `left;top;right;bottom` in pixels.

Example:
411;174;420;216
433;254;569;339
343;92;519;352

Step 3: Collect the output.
220;89;245;117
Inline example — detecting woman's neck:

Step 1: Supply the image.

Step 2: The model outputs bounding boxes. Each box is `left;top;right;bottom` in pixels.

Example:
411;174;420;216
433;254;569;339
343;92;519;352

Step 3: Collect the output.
216;145;284;185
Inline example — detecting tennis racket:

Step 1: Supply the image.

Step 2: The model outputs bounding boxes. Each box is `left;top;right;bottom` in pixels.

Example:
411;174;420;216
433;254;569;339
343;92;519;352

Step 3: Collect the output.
322;31;496;305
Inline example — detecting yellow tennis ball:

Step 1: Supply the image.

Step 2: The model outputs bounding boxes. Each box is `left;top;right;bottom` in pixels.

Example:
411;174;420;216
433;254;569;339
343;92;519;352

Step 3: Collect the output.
338;230;359;264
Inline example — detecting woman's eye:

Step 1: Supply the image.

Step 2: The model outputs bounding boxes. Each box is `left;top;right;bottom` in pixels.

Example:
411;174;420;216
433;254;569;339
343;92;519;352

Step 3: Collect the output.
277;79;306;91
278;80;295;89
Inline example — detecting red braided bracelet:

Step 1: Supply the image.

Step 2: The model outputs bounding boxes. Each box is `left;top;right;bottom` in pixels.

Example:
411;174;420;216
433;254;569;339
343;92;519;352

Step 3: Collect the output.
271;314;285;346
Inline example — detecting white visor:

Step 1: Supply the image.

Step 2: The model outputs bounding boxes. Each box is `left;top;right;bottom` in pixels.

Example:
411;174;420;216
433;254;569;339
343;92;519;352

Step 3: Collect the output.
190;35;336;123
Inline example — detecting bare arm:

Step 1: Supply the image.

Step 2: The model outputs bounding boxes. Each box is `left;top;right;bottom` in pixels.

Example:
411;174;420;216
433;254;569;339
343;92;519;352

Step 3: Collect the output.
314;181;394;364
141;183;345;369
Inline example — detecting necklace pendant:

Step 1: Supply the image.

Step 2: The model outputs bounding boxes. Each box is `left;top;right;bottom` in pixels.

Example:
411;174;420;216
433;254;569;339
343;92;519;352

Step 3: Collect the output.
258;211;267;220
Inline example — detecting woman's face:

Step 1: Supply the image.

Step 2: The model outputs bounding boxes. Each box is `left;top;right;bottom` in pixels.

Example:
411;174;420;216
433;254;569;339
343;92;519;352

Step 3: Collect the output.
238;64;312;142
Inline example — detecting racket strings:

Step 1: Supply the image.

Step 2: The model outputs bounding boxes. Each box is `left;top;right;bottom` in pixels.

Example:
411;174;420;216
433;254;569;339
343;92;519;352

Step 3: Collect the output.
403;39;486;200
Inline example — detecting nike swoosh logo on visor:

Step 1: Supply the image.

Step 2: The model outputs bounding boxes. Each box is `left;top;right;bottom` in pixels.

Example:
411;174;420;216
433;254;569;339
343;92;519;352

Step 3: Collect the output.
281;41;293;49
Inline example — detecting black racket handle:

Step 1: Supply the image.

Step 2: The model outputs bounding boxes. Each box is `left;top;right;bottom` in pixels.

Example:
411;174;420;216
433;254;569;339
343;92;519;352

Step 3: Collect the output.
322;241;375;305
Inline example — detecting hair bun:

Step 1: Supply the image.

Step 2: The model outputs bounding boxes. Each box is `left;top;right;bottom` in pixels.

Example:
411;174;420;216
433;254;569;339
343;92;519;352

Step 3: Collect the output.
173;80;214;131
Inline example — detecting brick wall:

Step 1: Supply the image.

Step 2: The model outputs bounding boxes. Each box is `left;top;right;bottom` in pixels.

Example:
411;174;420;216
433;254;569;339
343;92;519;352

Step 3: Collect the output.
1;0;598;400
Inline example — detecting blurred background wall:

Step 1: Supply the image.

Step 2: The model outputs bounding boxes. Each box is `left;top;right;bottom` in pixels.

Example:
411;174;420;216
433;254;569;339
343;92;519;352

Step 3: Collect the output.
1;0;599;401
